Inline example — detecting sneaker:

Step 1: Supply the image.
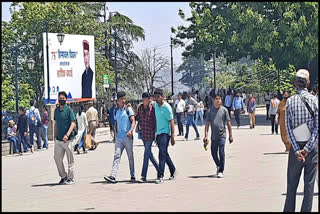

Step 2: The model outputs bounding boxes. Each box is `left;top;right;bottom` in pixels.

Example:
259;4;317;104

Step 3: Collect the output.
169;170;178;180
130;176;136;182
139;177;147;183
76;148;80;154
184;138;188;141
19;152;23;156
155;177;164;184
216;167;220;175
58;176;68;184
31;145;34;153
65;179;75;185
194;137;200;140
104;176;116;183
217;172;224;178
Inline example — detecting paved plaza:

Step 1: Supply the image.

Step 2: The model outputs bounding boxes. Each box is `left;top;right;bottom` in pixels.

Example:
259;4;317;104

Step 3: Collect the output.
2;108;318;212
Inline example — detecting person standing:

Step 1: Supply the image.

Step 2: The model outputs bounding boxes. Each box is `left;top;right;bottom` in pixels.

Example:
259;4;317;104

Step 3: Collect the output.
53;91;77;185
276;91;291;152
184;93;200;141
195;97;204;126
264;91;271;120
7;120;18;154
27;100;42;150
203;93;233;178
174;93;186;136
283;69;318;212
86;101;99;150
136;92;160;182
41;105;49;150
16;107;32;154
232;91;245;128
247;94;256;129
109;100;117;142
224;91;232;118
268;94;280;134
75;105;88;154
104;91;136;183
153;88;177;184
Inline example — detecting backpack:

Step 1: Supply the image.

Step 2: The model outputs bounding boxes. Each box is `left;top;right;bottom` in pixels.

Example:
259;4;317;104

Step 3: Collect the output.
54;106;78;139
28;108;40;126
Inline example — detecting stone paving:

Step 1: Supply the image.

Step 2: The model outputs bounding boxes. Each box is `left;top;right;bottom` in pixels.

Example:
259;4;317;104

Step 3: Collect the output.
2;108;318;211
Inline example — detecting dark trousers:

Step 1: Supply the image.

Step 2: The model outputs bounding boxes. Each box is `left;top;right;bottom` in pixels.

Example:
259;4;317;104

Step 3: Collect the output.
176;112;184;135
234;109;241;126
270;114;278;134
156;133;176;178
266;104;270;119
18;132;29;152
226;106;231;118
29;124;41;149
284;143;318;212
211;137;226;172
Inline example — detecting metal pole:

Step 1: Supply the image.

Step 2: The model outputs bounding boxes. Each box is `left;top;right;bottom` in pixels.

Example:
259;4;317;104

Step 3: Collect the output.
114;32;118;93
277;69;280;97
46;21;50;104
170;37;174;95
15;54;19;113
213;51;216;90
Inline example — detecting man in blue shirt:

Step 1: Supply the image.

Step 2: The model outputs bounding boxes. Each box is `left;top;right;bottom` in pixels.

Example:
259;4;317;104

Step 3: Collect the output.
153;88;177;184
224;91;232;118
104;91;136;183
232;91;245;128
109;100;117;142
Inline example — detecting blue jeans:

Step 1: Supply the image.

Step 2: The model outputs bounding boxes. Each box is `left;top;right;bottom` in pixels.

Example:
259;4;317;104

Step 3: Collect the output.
156;133;176;178
29;124;41;149
141;140;160;178
18;132;29;152
195;110;204;126
8;136;18;153
42;125;48;149
78;130;86;151
211;137;226;173
185;114;200;139
176;112;184;135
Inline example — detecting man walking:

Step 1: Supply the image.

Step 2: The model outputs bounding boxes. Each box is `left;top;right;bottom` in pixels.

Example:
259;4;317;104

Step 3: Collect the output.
224;91;232;118
136;92;160;182
109;100;117;142
153;88;177;184
27;100;42;150
232;91;245;128
283;69;318;212
204;93;233;178
104;91;136;183
16;107;31;154
54;91;77;185
184;93;200;141
247;94;256;129
174;93;186;136
269;94;280;134
86;101;99;150
265;91;271;120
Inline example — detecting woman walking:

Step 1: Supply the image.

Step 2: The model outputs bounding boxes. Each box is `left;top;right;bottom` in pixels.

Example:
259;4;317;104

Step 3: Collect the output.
41;105;49;149
268;94;280;134
195;97;204;126
75;105;88;154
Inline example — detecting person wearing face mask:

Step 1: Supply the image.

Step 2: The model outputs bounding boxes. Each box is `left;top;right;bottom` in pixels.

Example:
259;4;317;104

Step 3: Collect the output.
276;91;291;153
53;91;77;185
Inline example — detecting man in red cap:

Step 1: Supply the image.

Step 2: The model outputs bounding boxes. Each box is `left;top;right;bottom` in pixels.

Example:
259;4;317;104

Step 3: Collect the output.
81;40;93;98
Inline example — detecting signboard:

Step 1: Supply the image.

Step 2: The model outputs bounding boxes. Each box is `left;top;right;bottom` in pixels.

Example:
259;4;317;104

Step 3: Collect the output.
43;33;95;104
103;74;110;88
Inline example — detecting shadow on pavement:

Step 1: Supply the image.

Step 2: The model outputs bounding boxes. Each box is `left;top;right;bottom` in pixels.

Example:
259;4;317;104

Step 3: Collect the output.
264;152;289;155
31;183;61;187
189;175;217;179
260;133;277;136
282;192;318;196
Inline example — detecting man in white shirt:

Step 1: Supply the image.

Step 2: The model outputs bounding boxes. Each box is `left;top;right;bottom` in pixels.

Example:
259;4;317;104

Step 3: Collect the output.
27;100;42;150
174;93;186;136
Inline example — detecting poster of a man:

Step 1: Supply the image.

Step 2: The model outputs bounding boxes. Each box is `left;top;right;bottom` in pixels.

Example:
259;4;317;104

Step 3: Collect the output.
82;40;93;98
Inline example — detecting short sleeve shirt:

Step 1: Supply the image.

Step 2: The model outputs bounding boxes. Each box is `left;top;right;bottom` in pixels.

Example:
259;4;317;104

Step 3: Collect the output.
153;101;173;135
115;106;134;139
206;105;230;140
54;105;76;141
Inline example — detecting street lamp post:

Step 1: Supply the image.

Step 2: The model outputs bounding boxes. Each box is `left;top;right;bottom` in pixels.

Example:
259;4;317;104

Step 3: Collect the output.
213;50;216;90
170;37;174;96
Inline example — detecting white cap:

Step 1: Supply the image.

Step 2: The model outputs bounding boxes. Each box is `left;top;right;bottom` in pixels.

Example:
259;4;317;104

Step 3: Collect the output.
296;69;310;81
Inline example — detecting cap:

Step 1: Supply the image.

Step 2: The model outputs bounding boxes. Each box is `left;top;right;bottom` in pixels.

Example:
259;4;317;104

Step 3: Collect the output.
9;120;15;125
83;40;89;51
296;69;309;81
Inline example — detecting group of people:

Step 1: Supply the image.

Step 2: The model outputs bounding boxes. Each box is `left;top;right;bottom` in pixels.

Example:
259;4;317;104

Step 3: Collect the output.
7;101;49;155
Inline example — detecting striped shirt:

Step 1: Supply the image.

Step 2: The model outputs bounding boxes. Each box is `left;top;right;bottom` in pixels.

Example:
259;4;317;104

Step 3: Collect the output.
285;88;318;153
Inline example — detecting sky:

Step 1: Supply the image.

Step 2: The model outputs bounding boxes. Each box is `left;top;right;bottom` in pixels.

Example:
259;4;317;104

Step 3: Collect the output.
1;2;192;93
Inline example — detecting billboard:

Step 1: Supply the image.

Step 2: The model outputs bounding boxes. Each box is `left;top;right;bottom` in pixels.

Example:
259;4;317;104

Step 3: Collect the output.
43;33;95;104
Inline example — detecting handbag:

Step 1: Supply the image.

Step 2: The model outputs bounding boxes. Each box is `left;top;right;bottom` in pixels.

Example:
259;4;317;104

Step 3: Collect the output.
292;94;315;141
84;134;92;149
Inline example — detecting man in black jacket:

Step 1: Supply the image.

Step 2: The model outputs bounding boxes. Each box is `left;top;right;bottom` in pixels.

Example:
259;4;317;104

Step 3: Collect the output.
16;107;33;155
